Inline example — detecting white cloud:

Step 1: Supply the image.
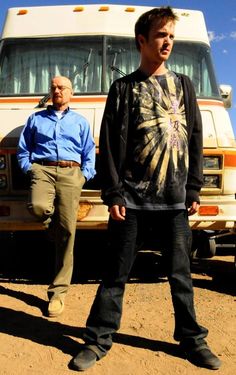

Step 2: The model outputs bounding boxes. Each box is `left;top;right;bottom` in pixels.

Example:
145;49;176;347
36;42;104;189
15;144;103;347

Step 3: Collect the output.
208;30;236;42
208;30;226;42
222;49;228;54
230;31;236;39
232;17;236;21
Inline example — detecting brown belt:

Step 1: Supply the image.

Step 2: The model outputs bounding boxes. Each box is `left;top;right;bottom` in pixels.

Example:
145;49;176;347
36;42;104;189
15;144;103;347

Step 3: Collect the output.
35;160;81;168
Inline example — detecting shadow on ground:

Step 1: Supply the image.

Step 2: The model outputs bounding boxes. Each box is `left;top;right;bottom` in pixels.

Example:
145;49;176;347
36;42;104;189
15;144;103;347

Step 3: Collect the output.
0;294;182;362
0;231;235;296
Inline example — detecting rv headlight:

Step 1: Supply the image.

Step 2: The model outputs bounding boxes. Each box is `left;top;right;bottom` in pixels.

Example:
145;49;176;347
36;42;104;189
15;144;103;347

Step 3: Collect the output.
0;174;7;189
203;175;220;188
203;156;221;170
0;155;6;170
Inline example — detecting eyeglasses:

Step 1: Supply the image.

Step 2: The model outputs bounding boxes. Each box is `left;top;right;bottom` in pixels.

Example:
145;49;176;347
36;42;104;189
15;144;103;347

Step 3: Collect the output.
50;85;71;92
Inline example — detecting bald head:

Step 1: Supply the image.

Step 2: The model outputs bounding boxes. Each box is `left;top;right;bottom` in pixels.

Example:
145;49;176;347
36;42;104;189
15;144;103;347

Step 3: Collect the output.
50;76;73;110
51;76;73;92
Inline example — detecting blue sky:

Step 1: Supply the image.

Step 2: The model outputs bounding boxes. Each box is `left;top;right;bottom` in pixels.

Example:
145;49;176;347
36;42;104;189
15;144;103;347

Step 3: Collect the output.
1;0;236;136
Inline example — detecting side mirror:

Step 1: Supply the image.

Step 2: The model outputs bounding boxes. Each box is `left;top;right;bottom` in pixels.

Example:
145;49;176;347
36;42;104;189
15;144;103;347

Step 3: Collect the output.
219;84;232;109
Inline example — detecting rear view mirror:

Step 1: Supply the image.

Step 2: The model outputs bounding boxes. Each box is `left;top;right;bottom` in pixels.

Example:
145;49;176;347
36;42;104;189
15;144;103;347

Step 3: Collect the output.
219;84;232;108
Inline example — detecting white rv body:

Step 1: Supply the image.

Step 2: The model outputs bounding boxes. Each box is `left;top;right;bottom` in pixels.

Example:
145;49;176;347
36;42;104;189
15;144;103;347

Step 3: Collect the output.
0;4;235;255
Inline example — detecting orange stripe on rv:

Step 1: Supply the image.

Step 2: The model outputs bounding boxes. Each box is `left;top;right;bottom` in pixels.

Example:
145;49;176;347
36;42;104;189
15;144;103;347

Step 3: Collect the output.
0;96;106;104
71;97;106;103
0;149;16;154
0;98;39;103
0;98;223;105
197;99;224;107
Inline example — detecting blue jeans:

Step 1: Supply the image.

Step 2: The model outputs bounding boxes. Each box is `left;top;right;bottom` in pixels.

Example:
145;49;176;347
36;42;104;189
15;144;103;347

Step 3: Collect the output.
84;209;208;358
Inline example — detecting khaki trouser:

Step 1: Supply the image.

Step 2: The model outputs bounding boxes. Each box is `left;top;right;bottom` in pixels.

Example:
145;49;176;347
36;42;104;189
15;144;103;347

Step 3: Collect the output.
28;163;85;301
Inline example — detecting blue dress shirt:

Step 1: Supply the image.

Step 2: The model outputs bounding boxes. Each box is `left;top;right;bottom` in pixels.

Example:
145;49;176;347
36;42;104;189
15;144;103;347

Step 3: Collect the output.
17;106;96;181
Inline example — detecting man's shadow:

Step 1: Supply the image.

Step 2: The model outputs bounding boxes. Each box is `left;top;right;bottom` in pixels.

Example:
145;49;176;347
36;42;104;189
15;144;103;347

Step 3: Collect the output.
0;285;183;362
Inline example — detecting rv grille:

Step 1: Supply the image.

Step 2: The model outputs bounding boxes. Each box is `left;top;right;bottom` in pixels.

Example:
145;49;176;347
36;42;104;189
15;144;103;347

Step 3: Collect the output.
11;154;30;191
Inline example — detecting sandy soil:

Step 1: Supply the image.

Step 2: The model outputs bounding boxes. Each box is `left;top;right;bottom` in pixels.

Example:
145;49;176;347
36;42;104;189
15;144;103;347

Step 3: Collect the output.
0;231;235;375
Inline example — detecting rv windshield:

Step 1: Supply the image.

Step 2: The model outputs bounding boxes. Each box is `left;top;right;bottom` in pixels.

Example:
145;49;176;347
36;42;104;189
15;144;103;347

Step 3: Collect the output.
0;36;220;99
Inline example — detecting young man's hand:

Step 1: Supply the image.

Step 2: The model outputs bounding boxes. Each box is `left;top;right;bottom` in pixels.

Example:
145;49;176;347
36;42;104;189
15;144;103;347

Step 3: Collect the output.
109;205;126;221
188;201;199;216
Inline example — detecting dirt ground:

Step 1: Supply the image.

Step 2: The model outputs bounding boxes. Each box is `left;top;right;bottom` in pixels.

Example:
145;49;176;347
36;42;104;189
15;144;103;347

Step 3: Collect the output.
0;231;235;375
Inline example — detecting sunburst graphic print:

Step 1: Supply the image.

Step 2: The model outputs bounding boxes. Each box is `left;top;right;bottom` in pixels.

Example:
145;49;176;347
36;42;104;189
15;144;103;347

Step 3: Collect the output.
130;71;188;201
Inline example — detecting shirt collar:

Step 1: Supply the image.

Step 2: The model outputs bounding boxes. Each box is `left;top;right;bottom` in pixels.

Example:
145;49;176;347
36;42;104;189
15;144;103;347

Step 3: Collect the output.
47;105;70;115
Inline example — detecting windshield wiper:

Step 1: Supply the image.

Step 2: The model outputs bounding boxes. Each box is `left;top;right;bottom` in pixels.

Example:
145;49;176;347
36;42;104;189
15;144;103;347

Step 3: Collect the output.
109;51;126;79
83;48;93;83
110;65;126;77
69;48;93;84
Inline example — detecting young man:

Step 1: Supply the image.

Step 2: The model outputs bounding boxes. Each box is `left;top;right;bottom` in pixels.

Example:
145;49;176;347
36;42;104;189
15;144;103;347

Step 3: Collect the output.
71;7;221;371
17;76;96;317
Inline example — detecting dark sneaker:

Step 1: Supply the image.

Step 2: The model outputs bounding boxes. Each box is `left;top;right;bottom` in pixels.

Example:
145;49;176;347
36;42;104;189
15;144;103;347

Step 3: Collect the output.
182;344;221;370
71;348;97;371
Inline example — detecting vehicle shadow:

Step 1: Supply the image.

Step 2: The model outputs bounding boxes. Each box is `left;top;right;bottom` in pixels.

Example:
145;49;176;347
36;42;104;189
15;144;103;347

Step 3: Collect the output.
191;256;235;296
0;231;235;295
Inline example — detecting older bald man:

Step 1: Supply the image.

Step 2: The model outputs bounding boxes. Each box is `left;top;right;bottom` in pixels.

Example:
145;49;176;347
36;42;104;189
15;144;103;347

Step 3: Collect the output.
17;76;96;317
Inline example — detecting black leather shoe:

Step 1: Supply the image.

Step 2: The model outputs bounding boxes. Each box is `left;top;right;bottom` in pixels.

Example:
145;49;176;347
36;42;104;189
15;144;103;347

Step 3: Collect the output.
182;344;221;370
71;348;97;371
